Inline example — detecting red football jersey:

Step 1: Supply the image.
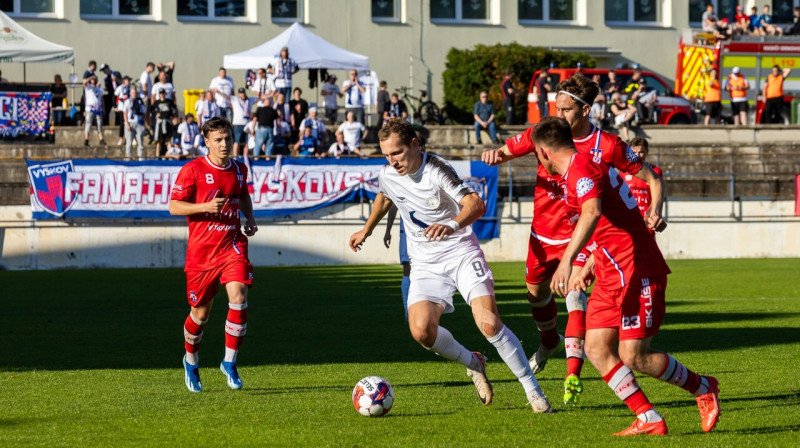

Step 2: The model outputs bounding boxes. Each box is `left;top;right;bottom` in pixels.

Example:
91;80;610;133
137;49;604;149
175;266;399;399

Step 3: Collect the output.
624;164;663;219
564;152;670;289
573;126;643;176
506;129;572;244
505;125;644;245
171;156;250;272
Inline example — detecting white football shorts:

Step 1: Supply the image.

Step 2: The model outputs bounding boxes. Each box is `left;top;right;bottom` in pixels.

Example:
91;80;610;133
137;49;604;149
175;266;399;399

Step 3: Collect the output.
407;248;495;314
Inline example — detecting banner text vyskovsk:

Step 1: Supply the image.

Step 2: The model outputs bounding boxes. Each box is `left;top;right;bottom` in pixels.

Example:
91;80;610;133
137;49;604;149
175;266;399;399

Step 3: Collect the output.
26;158;499;239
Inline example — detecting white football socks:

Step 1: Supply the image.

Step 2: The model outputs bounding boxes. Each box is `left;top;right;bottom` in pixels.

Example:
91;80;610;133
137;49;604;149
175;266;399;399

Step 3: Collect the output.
185;352;199;366
638;408;663;423
487;325;542;396
429;326;480;370
224;347;238;363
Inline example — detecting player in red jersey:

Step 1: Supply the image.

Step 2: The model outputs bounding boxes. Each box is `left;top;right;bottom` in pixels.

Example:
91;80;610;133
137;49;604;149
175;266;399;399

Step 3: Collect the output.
535;117;720;436
481;74;666;406
169;116;258;393
624;137;663;225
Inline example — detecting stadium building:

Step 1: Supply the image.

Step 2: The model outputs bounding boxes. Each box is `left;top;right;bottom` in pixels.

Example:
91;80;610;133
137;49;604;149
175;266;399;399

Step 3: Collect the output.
1;1;780;107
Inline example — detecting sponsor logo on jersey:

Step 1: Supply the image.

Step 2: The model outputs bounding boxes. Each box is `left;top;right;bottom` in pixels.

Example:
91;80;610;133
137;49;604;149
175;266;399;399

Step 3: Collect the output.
576;177;594;198
396;196;407;203
27;160;76;217
207;224;238;232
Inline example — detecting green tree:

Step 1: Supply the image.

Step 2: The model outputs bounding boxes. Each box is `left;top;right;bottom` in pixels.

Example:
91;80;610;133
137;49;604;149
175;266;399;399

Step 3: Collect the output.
443;43;595;124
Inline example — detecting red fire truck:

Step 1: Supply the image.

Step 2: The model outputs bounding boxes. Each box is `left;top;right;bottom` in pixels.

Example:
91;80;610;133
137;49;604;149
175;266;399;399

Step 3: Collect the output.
676;33;800;123
526;68;693;125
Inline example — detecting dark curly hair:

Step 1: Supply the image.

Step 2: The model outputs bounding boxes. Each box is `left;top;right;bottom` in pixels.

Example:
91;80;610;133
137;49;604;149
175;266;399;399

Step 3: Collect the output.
556;73;599;108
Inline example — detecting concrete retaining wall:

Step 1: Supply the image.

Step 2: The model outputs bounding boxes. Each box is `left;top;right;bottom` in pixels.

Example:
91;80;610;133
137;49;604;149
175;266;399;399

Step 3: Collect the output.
2;201;798;271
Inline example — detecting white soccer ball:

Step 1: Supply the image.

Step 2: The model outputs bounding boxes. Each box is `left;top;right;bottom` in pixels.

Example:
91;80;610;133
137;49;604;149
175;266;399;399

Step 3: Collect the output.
352;376;394;417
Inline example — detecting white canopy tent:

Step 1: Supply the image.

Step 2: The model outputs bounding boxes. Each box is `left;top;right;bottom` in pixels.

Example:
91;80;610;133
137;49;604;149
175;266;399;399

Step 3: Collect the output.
223;22;368;70
0;10;75;82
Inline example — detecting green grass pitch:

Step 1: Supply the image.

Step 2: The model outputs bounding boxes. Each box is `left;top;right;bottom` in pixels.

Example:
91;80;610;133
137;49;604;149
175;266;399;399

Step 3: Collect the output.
1;259;799;447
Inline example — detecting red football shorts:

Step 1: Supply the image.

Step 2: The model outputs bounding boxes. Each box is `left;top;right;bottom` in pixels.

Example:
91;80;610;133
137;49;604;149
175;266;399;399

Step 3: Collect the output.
185;258;254;307
525;235;567;285
586;275;667;340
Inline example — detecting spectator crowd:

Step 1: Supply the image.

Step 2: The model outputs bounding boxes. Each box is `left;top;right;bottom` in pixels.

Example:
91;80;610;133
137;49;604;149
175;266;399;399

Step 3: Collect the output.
702;4;800;41
67;46;397;161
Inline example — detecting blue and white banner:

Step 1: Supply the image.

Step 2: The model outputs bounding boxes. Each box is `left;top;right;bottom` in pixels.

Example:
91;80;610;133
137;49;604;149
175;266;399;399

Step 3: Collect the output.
26;158;499;239
0;91;51;137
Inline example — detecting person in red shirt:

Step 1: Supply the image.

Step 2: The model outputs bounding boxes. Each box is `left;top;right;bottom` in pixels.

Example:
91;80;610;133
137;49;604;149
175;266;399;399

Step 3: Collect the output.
481;74;665;406
624;137;663;227
169;116;258;393
734;5;751;36
535;116;720;436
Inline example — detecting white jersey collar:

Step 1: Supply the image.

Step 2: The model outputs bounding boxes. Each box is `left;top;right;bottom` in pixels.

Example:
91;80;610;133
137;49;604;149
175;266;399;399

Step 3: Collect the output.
572;124;597;143
204;156;231;170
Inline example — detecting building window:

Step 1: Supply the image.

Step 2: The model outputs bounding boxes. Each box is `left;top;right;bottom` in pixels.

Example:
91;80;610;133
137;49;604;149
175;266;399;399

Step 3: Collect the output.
272;0;303;22
178;0;247;19
605;0;661;25
431;0;481;21
689;0;737;26
431;0;497;23
519;0;575;23
2;0;60;17
80;0;153;19
372;0;402;22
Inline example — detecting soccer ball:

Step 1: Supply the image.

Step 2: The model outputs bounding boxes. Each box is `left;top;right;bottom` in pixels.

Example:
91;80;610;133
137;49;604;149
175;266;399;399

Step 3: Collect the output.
352;376;394;417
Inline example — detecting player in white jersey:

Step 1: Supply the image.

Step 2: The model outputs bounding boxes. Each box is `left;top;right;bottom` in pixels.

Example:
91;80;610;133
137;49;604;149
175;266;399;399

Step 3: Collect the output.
349;119;552;413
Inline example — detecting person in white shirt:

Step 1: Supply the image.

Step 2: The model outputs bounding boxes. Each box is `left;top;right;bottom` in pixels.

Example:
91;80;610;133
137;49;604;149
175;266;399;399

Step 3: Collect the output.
140;62;154;103
337;110;368;151
193;133;209;157
83;76;106;147
250;67;276;106
231;87;256;158
342;70;366;124
151;71;175;103
177;113;201;157
321;74;343;125
123;86;147;160
270;46;299;97
114;76;132;146
210;67;235;123
195;90;220;128
327;130;357;157
348;119;553;413
298;107;328;148
243;115;257;158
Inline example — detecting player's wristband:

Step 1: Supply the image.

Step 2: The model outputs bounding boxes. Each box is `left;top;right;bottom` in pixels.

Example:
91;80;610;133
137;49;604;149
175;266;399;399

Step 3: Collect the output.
445;220;461;232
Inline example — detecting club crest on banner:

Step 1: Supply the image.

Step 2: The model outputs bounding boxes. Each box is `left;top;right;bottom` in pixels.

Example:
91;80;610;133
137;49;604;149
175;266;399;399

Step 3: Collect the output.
27;160;76;217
